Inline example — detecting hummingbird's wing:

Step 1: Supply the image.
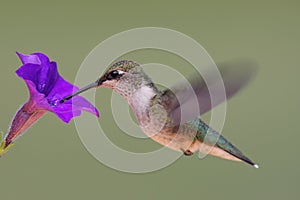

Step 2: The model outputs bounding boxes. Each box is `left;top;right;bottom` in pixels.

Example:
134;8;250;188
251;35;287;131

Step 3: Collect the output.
161;60;257;125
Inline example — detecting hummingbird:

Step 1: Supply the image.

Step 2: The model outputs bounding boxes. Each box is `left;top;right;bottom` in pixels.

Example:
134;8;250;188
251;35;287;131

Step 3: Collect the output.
61;60;259;168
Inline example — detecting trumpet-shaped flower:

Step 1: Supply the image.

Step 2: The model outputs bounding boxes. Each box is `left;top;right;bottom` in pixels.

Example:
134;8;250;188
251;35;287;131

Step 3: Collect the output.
0;52;99;156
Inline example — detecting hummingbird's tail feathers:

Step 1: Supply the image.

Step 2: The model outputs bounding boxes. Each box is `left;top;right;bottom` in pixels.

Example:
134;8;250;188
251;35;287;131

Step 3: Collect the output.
194;119;258;168
198;142;242;162
215;135;259;168
222;147;259;168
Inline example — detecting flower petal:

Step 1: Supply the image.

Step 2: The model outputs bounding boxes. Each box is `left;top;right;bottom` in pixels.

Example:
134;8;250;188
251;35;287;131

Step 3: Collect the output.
16;53;59;95
51;97;99;123
47;75;99;123
24;80;52;111
37;61;59;96
16;63;41;86
51;104;82;123
46;76;77;105
71;96;99;117
32;53;50;65
16;52;41;65
16;52;50;65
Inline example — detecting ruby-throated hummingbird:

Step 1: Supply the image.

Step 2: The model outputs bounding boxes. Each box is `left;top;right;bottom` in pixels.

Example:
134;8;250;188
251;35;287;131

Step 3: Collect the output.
61;60;259;168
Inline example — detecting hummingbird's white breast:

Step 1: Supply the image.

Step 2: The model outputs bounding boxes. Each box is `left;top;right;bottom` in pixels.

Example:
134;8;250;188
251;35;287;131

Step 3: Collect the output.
129;85;169;138
129;85;156;122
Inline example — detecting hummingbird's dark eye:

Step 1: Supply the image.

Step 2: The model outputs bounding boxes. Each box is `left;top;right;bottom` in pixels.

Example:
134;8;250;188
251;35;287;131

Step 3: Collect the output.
107;70;121;80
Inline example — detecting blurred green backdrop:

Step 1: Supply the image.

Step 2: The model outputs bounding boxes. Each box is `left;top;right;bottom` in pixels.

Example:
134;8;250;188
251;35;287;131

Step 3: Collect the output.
0;0;299;199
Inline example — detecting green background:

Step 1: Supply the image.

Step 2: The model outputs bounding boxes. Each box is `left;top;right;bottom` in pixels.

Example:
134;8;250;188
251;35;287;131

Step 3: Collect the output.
0;0;299;199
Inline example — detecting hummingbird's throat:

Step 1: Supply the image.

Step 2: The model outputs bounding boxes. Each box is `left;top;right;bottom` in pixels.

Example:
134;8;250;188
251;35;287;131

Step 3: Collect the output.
129;86;156;121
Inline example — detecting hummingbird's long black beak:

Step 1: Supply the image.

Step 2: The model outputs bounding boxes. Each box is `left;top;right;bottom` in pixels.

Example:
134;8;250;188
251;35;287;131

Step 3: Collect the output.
60;80;101;103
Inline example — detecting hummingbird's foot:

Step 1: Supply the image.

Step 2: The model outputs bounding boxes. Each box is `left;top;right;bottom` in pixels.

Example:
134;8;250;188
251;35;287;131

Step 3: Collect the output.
181;149;194;156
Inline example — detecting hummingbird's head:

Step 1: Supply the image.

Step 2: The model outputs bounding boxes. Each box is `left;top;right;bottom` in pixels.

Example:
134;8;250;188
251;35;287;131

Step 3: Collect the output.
98;60;154;99
98;60;140;88
60;60;154;103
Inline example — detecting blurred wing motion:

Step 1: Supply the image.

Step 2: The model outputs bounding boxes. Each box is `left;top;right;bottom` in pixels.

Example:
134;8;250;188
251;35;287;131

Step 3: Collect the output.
161;60;258;125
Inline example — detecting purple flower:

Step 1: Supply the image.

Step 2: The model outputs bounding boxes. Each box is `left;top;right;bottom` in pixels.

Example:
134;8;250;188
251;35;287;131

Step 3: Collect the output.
15;52;99;122
0;52;99;155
